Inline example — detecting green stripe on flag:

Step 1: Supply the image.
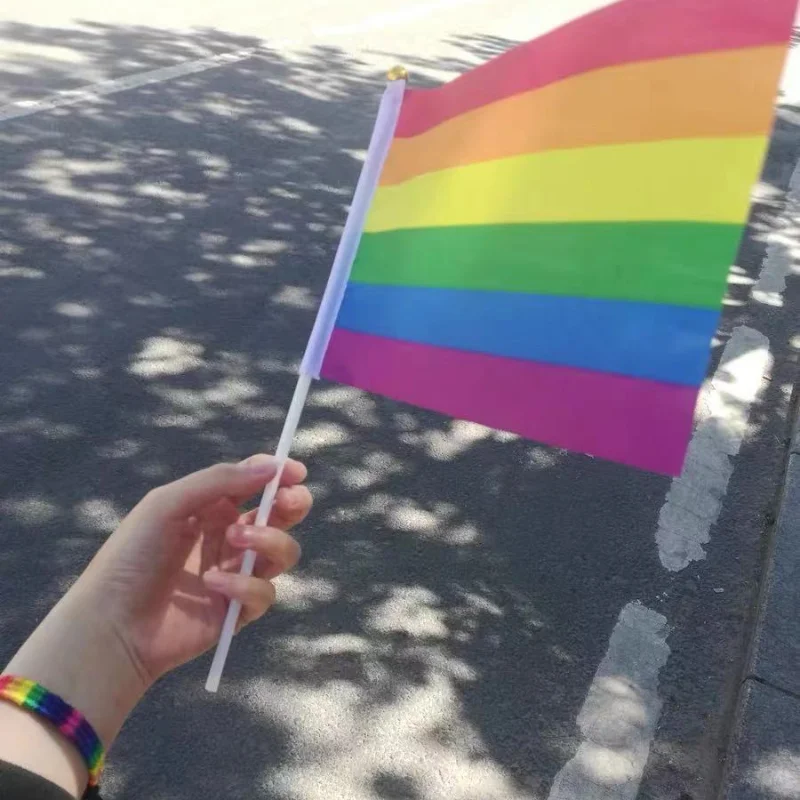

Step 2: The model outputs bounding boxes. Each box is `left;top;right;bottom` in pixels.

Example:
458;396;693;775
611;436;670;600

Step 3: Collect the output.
350;222;741;309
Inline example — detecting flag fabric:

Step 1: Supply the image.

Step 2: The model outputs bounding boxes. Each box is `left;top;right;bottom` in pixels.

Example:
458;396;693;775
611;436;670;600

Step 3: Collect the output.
316;0;795;475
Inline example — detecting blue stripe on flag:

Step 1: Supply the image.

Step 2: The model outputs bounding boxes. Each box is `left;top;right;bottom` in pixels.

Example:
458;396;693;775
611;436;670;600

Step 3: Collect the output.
334;283;718;386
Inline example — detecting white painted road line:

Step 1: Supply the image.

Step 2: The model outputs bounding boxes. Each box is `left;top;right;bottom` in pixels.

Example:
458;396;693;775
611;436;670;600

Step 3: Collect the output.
656;326;771;572
0;0;496;125
547;603;670;800
0;48;260;123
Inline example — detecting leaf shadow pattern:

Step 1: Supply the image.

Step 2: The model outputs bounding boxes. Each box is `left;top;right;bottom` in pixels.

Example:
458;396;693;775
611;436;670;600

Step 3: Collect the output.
0;22;797;800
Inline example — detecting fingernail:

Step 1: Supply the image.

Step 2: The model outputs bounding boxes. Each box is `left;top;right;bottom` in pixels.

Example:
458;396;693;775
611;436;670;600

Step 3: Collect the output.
203;570;231;591
238;454;276;476
228;525;252;545
289;458;308;478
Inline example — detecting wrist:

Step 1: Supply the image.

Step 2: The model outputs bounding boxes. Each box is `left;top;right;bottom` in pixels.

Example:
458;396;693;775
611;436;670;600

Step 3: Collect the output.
5;583;151;748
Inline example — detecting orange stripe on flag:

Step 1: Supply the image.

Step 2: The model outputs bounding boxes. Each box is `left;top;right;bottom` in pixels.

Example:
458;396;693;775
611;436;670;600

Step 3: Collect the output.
381;46;785;186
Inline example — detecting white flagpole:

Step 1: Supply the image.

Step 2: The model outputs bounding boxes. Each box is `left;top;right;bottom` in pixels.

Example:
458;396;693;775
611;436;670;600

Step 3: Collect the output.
205;69;407;693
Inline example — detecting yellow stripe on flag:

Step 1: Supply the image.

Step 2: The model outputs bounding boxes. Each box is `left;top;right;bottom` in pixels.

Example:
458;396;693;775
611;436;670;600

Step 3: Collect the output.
365;137;767;233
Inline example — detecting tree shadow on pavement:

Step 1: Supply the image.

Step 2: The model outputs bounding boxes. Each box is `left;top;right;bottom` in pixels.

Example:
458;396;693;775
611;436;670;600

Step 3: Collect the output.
0;22;798;800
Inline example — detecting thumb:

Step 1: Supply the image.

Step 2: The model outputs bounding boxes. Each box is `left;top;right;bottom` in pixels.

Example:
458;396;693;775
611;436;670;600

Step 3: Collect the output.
144;455;279;521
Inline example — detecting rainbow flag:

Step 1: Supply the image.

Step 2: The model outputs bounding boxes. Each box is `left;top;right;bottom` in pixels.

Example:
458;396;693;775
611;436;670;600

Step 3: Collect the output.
306;0;795;476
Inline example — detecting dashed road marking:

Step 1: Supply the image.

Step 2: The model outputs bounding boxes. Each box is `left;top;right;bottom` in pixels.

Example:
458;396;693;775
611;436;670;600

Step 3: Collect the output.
656;326;771;572
547;603;670;800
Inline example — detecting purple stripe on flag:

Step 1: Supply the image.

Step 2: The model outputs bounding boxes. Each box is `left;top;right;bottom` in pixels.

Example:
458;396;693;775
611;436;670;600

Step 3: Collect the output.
320;329;699;475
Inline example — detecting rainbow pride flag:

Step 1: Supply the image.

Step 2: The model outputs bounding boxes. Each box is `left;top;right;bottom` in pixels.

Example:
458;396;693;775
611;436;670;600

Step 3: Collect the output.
307;0;795;476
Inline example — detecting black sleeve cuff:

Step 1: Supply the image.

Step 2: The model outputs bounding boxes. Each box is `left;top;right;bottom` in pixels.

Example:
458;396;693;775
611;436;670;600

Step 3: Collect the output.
0;758;85;800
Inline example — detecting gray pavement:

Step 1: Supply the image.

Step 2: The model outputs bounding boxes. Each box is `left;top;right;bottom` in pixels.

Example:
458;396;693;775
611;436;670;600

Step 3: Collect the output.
724;419;800;799
725;680;800;800
0;3;799;800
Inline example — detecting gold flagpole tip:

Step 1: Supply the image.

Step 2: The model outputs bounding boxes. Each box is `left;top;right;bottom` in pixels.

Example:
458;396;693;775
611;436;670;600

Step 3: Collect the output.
387;65;409;82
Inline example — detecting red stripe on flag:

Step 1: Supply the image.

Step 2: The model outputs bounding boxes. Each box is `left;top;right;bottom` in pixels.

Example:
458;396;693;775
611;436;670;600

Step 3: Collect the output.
395;0;796;138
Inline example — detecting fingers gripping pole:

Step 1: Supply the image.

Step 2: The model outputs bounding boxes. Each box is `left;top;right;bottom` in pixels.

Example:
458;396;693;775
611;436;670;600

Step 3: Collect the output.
205;373;312;693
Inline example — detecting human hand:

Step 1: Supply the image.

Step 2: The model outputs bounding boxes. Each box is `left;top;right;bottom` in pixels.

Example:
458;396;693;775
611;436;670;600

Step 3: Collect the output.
5;455;311;753
87;453;310;683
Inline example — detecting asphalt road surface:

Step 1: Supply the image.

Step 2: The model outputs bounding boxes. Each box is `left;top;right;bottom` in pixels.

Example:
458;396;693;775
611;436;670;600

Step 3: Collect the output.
1;2;799;799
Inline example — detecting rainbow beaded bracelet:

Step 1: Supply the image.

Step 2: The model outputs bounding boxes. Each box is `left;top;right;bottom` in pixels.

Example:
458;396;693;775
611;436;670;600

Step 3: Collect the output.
0;675;105;790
